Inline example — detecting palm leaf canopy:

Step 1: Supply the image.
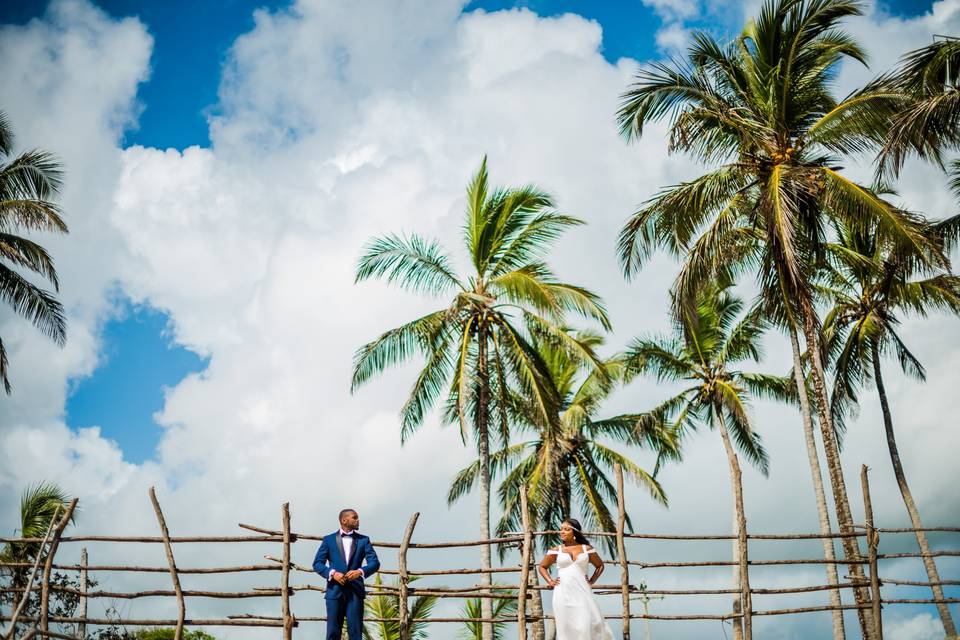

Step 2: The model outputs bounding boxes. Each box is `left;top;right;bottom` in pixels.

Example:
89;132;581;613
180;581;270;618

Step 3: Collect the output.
353;157;610;443
1;482;75;571
624;285;799;476
448;331;678;555
614;0;941;319
822;222;960;426
0;112;69;393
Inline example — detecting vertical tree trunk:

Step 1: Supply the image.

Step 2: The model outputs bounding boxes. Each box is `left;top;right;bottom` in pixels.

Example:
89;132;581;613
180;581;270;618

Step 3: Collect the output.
477;328;494;640
529;575;546;640
790;328;846;640
715;411;750;640
871;343;957;636
800;306;874;638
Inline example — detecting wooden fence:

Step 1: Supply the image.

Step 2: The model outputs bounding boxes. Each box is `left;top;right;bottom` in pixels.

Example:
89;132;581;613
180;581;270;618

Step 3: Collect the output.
1;464;958;640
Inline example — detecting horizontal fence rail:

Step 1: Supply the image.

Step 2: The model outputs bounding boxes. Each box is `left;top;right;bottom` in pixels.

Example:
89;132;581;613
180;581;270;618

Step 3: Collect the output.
1;465;958;640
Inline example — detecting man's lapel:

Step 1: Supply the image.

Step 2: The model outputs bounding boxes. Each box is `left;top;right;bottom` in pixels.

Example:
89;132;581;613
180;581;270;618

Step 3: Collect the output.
334;532;346;567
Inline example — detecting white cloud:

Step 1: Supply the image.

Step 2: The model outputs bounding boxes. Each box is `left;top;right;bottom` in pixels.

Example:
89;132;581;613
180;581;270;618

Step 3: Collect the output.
1;0;959;638
887;612;944;640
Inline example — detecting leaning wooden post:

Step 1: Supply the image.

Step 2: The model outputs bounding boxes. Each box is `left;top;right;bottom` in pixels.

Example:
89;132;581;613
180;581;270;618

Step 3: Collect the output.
78;547;89;639
861;465;883;640
398;512;420;640
149;487;186;640
517;488;533;640
39;498;78;633
281;503;294;640
614;464;631;640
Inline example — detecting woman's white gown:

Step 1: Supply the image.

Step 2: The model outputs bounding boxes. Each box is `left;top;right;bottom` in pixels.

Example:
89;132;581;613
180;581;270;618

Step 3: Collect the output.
549;546;615;640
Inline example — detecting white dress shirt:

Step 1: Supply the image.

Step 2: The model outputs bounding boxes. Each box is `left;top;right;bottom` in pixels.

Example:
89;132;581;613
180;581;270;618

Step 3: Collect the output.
331;529;363;580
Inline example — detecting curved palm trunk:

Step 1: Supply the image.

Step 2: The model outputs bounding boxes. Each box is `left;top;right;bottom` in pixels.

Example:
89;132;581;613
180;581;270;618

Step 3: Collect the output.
714;410;751;640
800;305;875;638
477;331;494;640
790;328;846;640
871;343;957;636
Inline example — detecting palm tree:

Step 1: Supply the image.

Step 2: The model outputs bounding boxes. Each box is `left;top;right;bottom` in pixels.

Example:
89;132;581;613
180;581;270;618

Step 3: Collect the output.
623;284;795;640
362;575;437;640
0;111;68;393
1;482;74;588
879;37;960;249
448;330;674;555
352;157;609;640
1;482;75;640
879;38;960;172
613;2;942;634
823;223;960;636
450;331;674;640
458;594;517;640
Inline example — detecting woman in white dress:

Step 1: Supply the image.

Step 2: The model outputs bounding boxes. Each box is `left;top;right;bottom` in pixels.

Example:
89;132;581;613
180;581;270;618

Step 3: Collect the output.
538;519;615;640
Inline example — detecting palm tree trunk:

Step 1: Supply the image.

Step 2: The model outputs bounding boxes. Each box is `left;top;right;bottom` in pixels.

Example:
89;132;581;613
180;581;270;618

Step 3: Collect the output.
529;567;545;640
714;410;751;640
799;305;875;638
871;342;957;636
477;330;494;640
790;327;846;640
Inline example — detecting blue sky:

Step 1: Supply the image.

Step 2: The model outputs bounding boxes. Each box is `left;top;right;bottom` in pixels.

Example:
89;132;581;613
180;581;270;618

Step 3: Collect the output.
0;0;941;464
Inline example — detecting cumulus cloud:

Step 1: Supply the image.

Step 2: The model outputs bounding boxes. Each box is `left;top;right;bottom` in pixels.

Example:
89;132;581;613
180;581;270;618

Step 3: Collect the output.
1;0;958;638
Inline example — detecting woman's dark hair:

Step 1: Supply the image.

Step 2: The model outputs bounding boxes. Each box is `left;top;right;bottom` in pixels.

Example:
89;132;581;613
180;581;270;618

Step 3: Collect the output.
561;518;589;546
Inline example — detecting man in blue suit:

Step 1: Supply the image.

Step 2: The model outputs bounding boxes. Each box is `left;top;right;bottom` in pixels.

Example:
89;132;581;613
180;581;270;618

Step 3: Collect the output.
312;508;380;640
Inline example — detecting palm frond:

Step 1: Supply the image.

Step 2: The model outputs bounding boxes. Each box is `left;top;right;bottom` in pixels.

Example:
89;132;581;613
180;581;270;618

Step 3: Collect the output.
356;234;461;295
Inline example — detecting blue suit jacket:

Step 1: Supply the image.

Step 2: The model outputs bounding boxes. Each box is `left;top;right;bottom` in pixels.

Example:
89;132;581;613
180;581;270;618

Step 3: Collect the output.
312;532;380;600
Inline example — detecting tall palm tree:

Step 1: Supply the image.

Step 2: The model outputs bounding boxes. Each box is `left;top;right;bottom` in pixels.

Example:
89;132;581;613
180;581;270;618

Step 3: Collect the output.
352;157;609;640
362;575;437;640
0;111;68;393
448;331;675;556
823;223;960;636
623;284;793;640
614;2;941;634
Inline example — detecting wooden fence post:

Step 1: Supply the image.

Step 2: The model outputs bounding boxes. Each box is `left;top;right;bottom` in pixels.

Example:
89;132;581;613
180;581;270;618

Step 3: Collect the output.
398;512;420;640
78;547;88;640
149;487;186;640
615;464;631;640
281;503;294;640
861;466;883;640
40;499;78;633
517;488;532;640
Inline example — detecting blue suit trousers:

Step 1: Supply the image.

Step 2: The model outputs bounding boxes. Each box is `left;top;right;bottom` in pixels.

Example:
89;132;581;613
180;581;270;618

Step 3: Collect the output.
326;589;363;640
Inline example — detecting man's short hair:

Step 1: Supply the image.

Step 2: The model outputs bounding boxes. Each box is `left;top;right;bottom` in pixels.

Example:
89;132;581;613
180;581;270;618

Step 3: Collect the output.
339;508;357;522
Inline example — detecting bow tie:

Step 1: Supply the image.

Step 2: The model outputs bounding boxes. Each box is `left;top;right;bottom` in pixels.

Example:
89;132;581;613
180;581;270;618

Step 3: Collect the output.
340;532;354;537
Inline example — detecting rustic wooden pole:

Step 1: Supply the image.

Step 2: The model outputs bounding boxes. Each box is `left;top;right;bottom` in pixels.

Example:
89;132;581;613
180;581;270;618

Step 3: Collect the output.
518;488;532;640
615;464;631;640
39;499;77;634
281;503;294;640
78;548;88;640
3;505;61;640
149;487;185;640
861;466;883;640
398;512;420;640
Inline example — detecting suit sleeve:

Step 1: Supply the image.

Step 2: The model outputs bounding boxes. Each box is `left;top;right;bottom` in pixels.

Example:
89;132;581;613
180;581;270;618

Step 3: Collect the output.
312;539;332;580
361;538;380;578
